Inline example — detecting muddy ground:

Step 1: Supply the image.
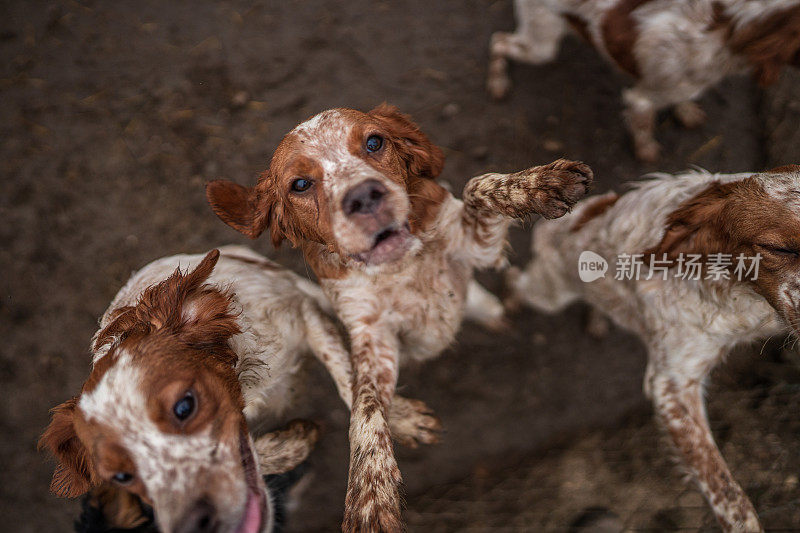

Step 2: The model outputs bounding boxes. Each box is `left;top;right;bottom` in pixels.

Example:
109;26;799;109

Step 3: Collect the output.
2;1;799;532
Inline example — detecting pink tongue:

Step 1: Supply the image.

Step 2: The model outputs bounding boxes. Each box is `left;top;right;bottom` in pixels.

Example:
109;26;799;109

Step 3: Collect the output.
235;493;262;533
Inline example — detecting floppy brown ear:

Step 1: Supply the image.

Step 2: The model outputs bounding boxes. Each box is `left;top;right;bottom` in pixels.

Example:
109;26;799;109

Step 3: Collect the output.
88;484;152;530
206;179;273;239
133;249;241;365
370;103;445;179
39;397;96;498
177;258;242;366
766;164;800;174
643;181;733;260
181;248;221;290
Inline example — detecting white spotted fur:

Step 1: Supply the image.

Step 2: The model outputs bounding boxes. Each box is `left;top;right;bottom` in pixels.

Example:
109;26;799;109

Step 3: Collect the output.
509;169;800;532
488;0;800;161
81;245;440;532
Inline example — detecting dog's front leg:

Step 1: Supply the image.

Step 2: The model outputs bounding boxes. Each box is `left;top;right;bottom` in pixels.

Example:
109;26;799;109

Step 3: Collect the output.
342;325;403;533
451;159;592;267
301;299;442;448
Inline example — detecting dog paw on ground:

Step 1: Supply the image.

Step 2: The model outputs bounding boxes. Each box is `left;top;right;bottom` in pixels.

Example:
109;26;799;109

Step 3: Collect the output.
388;395;442;448
506;159;593;220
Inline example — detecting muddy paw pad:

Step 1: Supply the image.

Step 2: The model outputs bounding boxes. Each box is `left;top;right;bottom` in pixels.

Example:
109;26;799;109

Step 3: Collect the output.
389;396;443;448
529;159;593;219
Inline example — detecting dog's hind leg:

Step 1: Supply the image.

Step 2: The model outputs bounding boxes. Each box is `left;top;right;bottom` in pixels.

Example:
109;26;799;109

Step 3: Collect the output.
623;87;661;163
488;0;566;99
506;254;578;314
464;280;508;331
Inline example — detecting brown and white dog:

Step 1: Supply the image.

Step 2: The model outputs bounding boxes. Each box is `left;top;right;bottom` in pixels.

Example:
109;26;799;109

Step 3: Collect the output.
40;245;440;533
508;165;800;531
488;0;800;161
205;104;592;531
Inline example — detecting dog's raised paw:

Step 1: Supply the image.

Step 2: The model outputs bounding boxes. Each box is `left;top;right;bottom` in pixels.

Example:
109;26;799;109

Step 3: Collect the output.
521;159;593;219
388;395;443;448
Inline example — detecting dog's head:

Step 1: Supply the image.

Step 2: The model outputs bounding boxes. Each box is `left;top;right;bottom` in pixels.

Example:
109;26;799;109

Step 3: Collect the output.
40;250;272;533
206;104;446;268
646;165;800;333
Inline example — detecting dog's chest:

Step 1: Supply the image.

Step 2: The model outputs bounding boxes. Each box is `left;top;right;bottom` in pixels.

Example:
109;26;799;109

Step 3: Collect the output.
393;252;471;361
330;250;472;362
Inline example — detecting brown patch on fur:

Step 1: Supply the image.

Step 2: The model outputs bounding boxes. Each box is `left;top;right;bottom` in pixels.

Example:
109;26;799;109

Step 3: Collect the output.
302;243;349;280
369;103;445;180
93;307;138;353
570;192;619;233
643;175;800;321
601;0;654;77
78;427;150;502
643;180;742;262
725;6;800;86
766;164;800;174
407;176;449;234
210;137;342;252
708;1;730;32
564;13;592;44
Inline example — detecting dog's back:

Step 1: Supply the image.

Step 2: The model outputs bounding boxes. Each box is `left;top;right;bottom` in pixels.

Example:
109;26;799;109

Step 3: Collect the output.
510;170;778;339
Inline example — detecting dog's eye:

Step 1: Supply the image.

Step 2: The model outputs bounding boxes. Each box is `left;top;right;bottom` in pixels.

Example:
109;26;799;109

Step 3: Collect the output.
112;472;134;485
173;391;195;421
290;178;312;193
759;244;800;258
365;135;383;153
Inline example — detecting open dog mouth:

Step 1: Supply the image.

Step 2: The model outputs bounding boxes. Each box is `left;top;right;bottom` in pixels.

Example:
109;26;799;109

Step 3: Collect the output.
236;430;268;533
352;223;414;265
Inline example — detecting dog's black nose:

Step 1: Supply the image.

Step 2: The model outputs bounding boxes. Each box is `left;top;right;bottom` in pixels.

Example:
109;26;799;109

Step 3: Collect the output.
174;499;217;533
343;179;387;216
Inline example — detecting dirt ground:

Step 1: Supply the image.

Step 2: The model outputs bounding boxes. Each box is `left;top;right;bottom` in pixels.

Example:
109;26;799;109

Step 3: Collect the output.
2;1;799;532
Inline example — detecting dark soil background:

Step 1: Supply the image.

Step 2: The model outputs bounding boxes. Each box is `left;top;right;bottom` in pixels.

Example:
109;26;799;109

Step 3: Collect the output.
2;1;799;531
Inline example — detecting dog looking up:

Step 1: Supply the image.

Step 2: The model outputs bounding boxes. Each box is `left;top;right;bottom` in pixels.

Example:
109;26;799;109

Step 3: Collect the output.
206;104;593;531
508;165;800;531
488;0;800;161
40;246;440;533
